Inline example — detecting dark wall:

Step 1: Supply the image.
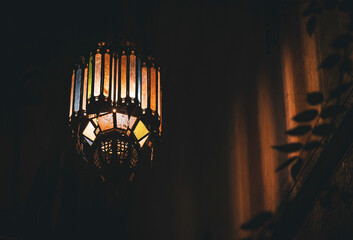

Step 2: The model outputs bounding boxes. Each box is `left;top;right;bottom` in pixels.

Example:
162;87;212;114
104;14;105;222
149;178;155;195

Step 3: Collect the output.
2;0;280;239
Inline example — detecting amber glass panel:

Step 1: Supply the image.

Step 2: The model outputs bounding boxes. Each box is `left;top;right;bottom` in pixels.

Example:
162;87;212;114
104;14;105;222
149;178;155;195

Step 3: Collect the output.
150;66;157;111
69;70;75;117
142;65;148;109
98;113;114;131
74;68;82;112
88;55;93;99
121;54;127;98
133;120;149;140
104;53;110;97
158;69;161;117
115;57;119;102
116;113;129;130
94;53;101;97
82;68;88;110
111;57;115;102
83;121;96;142
129;54;136;98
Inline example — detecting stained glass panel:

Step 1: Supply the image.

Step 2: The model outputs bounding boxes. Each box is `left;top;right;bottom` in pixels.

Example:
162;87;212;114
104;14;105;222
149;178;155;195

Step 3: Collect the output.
142;65;148;109
129;53;136;98
137;58;142;103
98;113;114;131
158;68;161;117
111;57;115;102
116;113;129;130
150;66;157;111
74;68;82;112
133;120;149;140
121;54;127;98
129;116;137;129
115;57;119;102
103;53;110;97
83;121;96;142
94;53;101;97
69;70;75;117
82;68;88;110
88;55;93;99
139;135;149;148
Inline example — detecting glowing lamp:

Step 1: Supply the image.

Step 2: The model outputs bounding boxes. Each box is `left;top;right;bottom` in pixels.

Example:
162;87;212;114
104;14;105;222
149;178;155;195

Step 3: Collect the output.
68;40;162;182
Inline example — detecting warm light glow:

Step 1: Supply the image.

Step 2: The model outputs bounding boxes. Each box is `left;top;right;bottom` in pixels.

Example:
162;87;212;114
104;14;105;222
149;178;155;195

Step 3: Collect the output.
142;64;148;109
129;53;136;98
69;70;75;117
83;121;96;142
74;68;82;112
103;53;110;97
82;67;88;110
116;113;129;130
115;57;119;102
129;116;137;129
150;66;157;111
121;54;127;98
98;113;114;131
111;57;115;102
137;58;142;102
139;135;148;148
94;53;102;97
88;55;93;99
133;120;149;140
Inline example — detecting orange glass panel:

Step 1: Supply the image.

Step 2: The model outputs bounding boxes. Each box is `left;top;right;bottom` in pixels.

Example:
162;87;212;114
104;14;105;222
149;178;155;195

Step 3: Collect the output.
115;57;119;102
142;65;148;109
129;53;136;98
98;113;114;131
158;68;161;117
111;57;115;102
69;70;75;117
150;66;157;111
159;90;162;134
82;67;88;110
104;53;110;97
88;55;93;99
94;53;101;97
121;54;127;98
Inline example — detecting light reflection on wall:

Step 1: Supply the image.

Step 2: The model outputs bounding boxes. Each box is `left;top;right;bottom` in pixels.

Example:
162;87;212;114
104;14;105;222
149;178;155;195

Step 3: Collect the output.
257;68;279;212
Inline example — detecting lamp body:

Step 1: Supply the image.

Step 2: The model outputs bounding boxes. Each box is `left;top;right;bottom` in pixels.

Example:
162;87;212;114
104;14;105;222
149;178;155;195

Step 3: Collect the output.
68;41;162;182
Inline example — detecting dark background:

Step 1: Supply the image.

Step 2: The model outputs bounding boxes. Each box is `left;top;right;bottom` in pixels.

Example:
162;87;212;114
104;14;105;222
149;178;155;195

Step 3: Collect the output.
2;0;277;239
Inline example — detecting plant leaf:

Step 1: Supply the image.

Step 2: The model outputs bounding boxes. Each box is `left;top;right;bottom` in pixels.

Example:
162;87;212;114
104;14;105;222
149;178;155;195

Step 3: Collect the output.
318;54;341;69
307;92;324;105
291;157;303;180
306;15;316;36
320;105;345;119
329;82;353;99
272;143;303;153
293;109;318;122
285;125;312;136
303;140;321;150
312;123;335;136
276;156;302;172
330;33;353;49
240;212;273;230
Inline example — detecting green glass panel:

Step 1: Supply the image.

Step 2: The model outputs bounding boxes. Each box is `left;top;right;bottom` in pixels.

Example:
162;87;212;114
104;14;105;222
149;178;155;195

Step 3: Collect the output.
88;55;93;99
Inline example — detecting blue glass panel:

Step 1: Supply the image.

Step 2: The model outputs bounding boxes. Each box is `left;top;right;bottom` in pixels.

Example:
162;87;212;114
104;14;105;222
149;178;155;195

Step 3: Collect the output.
74;68;82;111
137;58;142;103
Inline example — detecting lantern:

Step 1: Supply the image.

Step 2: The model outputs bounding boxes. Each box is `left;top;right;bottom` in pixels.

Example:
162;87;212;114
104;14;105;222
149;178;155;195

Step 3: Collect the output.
68;40;162;182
